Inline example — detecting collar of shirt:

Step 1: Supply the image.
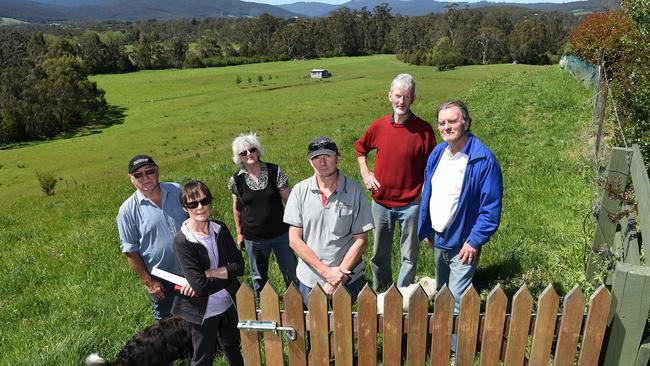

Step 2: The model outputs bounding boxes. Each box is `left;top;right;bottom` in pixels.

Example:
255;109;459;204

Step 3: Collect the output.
444;146;470;160
235;160;267;177
390;111;413;126
308;170;348;195
135;184;167;206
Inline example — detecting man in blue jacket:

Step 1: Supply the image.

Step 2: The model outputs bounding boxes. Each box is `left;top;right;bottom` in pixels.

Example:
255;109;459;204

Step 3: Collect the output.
418;100;503;312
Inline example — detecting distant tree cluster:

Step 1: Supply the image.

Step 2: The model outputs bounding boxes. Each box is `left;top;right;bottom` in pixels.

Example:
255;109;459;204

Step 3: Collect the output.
1;4;579;76
394;5;576;68
570;1;650;166
0;32;106;144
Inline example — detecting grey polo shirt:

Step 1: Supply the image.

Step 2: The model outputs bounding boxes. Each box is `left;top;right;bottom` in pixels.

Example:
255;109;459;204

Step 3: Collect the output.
283;171;374;287
116;182;188;275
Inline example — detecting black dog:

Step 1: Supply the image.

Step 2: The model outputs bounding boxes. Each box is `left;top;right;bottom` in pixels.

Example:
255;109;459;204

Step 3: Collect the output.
86;317;194;366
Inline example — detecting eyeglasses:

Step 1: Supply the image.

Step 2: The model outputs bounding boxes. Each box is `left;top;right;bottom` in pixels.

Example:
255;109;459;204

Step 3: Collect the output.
239;148;258;157
308;141;338;154
184;196;212;209
131;167;157;179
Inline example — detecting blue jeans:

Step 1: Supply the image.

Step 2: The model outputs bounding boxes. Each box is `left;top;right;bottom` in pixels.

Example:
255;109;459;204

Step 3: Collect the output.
434;246;480;314
370;200;421;291
149;280;177;321
298;277;366;308
245;231;298;296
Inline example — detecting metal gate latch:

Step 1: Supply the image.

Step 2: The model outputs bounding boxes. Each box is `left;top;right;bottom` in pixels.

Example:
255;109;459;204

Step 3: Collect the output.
237;320;297;341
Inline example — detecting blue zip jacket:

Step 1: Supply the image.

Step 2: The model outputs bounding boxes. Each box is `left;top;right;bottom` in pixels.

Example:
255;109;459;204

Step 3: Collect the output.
417;133;503;250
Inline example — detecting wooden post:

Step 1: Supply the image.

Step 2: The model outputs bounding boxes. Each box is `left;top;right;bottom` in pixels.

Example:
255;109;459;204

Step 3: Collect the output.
587;147;633;281
630;144;650;265
603;263;650;365
593;48;607;163
635;337;650;366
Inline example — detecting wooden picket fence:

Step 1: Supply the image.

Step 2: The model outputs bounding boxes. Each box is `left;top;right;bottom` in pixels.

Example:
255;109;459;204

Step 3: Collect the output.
236;282;611;366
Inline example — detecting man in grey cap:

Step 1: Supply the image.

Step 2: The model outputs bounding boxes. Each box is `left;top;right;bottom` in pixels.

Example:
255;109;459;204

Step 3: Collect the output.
116;155;188;321
284;137;374;306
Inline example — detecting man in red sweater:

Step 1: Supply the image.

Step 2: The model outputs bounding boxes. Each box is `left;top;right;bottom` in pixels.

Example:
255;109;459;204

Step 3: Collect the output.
355;73;436;291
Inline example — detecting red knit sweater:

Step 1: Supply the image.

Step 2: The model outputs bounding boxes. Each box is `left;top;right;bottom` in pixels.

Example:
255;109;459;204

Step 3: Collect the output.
355;113;436;208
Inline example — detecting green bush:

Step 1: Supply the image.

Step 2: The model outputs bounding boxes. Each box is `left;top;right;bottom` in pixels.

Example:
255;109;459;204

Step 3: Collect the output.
36;171;57;196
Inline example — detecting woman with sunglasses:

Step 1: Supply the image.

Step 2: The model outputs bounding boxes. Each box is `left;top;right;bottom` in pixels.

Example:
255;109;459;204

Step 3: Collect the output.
172;180;244;366
228;132;298;298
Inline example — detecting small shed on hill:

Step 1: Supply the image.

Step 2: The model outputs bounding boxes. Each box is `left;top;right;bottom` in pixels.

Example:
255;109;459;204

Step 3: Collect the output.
310;69;331;78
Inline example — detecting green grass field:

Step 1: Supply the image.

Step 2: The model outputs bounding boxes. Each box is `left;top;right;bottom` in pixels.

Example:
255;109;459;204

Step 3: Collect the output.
0;55;596;365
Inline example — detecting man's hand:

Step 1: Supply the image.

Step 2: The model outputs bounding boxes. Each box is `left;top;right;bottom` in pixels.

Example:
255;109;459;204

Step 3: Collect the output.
237;234;245;250
323;282;337;297
458;242;478;265
145;279;165;300
361;171;381;192
324;267;350;287
179;283;198;298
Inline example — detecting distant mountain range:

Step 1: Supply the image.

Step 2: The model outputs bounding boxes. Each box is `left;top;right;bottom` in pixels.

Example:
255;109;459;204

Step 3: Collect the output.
280;0;608;17
0;0;609;22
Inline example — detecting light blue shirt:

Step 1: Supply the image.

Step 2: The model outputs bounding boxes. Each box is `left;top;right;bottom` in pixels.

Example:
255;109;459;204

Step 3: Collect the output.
117;182;188;274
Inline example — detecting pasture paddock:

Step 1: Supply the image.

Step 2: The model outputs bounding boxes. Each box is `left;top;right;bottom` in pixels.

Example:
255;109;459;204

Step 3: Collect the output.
0;56;598;365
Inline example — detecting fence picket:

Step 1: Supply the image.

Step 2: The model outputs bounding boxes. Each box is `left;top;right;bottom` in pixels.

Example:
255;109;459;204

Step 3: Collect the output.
529;285;559;366
357;285;377;366
236;282;613;366
260;284;284;366
503;285;533;366
457;285;480;366
308;284;330;366
383;285;403;366
479;284;507;365
578;284;611;366
553;286;585;366
284;284;307;366
332;285;353;366
406;286;429;366
235;283;262;366
430;286;454;366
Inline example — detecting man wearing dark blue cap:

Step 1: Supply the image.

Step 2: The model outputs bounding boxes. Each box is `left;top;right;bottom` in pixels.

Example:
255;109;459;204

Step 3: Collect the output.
116;155;188;321
284;137;374;307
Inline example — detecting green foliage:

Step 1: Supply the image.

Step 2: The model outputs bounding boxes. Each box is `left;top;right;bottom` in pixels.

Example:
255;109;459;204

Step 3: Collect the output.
0;57;597;365
0;32;107;145
35;171;57;196
235;74;241;85
257;75;263;85
570;10;650;168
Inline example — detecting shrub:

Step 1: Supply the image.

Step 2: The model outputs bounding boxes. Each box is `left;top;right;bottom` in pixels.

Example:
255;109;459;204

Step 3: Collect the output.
36;171;57;196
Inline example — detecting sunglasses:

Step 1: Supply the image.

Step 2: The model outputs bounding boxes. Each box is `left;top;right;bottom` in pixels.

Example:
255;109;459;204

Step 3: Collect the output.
131;167;157;179
184;196;212;209
239;148;258;157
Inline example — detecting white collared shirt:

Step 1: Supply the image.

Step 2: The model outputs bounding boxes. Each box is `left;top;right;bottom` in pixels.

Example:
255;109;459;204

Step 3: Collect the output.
429;147;469;232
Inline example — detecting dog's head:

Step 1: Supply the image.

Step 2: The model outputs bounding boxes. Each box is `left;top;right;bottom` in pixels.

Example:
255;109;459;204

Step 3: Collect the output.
417;276;437;300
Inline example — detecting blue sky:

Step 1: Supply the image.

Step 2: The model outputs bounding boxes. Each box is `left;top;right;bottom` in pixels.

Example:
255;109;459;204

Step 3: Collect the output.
246;0;572;5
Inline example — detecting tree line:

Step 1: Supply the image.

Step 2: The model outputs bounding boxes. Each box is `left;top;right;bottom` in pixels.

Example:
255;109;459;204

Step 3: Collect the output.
0;32;106;145
569;0;650;167
0;5;580;144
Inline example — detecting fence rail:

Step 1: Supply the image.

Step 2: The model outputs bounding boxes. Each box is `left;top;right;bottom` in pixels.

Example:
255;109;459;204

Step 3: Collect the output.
236;282;610;366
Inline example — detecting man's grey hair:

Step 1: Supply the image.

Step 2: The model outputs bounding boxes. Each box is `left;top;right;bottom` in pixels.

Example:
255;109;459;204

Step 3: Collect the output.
390;73;416;98
231;132;265;165
437;100;472;131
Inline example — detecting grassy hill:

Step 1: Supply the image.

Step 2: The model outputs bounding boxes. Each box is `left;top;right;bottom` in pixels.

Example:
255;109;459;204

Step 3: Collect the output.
0;55;595;365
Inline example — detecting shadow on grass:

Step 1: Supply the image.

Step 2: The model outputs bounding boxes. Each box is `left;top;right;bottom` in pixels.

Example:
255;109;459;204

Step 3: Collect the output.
0;104;127;150
474;256;525;299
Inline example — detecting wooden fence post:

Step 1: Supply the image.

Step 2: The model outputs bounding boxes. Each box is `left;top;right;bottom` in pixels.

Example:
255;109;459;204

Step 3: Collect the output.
629;144;650;265
603;263;650;365
586;147;633;282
